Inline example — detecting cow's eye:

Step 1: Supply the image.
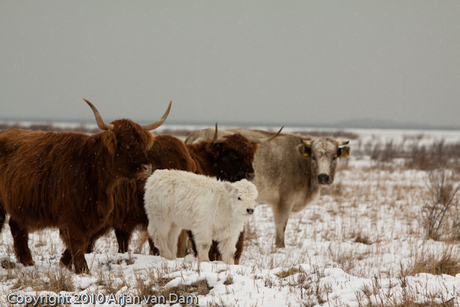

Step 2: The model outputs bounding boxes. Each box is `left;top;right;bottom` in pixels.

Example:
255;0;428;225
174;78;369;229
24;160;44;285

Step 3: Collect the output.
312;156;316;161
332;156;337;161
238;197;242;201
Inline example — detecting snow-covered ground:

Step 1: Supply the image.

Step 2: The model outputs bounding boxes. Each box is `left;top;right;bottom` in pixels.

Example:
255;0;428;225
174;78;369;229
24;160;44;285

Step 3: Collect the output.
1;125;460;306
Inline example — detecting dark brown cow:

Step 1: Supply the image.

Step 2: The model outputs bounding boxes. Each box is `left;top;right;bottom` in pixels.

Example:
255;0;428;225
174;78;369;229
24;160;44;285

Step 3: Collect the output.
0;99;171;273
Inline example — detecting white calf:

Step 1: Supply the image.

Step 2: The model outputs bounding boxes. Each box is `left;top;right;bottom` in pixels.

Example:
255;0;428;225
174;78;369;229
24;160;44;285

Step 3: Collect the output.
144;169;257;264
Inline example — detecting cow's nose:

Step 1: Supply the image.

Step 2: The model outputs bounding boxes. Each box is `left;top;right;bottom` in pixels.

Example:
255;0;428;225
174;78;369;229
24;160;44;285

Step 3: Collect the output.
245;172;255;181
317;173;330;184
247;208;254;214
141;164;153;176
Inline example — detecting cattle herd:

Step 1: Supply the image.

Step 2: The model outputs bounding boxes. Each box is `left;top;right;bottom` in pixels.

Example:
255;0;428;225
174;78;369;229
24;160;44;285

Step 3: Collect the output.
0;99;350;274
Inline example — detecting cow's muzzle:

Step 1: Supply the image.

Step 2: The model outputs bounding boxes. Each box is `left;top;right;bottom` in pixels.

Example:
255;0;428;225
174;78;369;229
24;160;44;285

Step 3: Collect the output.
317;173;331;185
245;172;255;181
140;164;153;177
247;208;254;214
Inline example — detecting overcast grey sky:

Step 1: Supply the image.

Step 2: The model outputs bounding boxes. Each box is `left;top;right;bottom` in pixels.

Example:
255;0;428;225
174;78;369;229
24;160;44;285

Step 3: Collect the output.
1;1;459;128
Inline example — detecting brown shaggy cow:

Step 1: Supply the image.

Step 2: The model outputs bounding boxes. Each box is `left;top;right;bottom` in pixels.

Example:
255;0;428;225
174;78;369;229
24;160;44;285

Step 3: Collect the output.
0;99;171;273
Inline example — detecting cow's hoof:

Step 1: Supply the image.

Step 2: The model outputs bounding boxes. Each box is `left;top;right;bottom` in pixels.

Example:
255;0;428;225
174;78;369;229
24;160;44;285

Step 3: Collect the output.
18;256;35;267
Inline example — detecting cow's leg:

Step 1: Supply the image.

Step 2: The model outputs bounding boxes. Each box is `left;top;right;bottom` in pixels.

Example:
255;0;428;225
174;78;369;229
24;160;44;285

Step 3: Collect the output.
187;230;198;256
217;235;238;265
86;237;96;254
115;227;132;253
148;237;160;255
176;230;189;257
60;227;89;274
272;199;294;248
134;229;159;255
208;241;221;261
209;231;244;263
193;231;212;262
0;202;6;233
166;223;181;260
134;230;148;253
233;230;245;265
148;221;172;259
158;240;173;260
196;243;211;262
9;218;34;266
60;249;73;269
86;226;110;253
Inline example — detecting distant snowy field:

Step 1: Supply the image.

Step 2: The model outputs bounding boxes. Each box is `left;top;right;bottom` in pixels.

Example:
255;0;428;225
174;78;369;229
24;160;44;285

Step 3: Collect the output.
1;124;459;307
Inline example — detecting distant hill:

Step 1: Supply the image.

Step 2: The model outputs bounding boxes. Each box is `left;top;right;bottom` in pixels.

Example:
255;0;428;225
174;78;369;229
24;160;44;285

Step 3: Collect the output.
333;119;460;130
1;117;458;131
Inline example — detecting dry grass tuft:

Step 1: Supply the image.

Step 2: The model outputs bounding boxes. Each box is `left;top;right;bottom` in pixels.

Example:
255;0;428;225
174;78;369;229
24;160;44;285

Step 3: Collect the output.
354;233;372;245
223;275;233;285
403;245;460;277
356;274;456;307
44;268;75;293
275;267;303;279
172;278;212;296
405;140;460;171
421;168;460;241
10;267;74;293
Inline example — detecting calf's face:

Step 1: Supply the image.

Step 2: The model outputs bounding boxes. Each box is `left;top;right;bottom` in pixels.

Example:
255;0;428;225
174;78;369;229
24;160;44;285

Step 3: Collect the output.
225;179;258;216
297;137;350;186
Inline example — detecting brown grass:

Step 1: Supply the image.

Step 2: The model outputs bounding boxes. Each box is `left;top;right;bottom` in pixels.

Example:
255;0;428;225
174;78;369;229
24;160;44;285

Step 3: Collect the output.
275;267;303;279
403;245;460;277
421;168;460;241
356;273;456;307
9;267;74;293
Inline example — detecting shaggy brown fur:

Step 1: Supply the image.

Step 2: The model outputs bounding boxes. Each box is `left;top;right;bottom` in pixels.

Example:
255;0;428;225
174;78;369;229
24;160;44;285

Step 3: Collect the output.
0;118;155;273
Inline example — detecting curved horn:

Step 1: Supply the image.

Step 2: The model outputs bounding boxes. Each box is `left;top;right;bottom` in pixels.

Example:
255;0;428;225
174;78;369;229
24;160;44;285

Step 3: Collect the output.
248;126;284;144
83;98;114;131
212;123;227;144
338;140;350;146
141;101;172;131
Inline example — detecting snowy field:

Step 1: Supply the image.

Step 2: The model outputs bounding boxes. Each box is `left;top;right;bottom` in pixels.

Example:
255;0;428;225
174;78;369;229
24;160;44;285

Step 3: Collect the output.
1;124;460;307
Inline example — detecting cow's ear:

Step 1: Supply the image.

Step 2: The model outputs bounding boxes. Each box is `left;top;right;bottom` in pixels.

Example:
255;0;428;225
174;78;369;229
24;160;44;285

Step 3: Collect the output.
223;182;236;193
103;131;118;157
297;144;311;157
337;146;350;159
